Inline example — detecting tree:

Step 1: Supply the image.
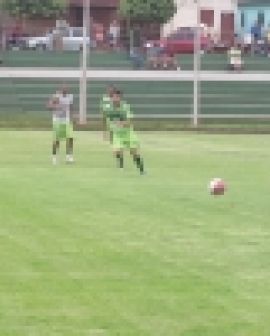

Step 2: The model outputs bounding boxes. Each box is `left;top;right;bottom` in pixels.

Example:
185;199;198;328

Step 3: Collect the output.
2;0;67;19
120;0;176;25
120;0;176;49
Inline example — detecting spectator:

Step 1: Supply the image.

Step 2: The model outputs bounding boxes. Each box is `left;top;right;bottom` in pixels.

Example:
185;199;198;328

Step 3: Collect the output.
251;21;262;54
9;23;22;49
94;23;104;49
206;33;215;53
130;46;145;69
156;50;178;70
251;21;261;40
108;20;120;50
228;43;243;71
145;43;162;70
264;24;270;57
133;24;142;48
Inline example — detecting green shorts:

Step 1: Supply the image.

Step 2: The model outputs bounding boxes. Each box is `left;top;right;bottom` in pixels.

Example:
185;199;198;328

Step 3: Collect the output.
53;122;74;141
112;130;139;150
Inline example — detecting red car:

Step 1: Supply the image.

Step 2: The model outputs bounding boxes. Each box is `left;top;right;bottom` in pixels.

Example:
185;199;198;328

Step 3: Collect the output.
147;28;210;55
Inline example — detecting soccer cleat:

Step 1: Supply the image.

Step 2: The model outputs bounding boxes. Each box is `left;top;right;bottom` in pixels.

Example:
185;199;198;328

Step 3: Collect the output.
66;155;74;164
52;156;57;165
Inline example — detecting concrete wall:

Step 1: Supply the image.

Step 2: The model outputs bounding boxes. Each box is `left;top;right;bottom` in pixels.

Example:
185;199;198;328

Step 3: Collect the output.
163;0;237;39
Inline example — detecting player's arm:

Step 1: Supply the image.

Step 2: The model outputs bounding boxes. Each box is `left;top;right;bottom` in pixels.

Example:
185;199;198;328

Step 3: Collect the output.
69;95;75;123
102;112;108;130
47;96;57;110
101;100;109;140
70;103;75;123
122;103;133;127
101;103;107;131
102;113;109;140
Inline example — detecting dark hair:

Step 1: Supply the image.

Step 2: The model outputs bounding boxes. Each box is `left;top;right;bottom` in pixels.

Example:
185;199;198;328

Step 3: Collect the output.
114;89;122;96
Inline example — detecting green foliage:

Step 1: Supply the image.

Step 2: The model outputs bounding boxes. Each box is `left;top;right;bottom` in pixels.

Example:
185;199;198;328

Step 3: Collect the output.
2;0;67;19
120;0;176;24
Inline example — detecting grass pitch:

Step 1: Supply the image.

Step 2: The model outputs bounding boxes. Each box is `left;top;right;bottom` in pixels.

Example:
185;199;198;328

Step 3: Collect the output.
0;131;269;336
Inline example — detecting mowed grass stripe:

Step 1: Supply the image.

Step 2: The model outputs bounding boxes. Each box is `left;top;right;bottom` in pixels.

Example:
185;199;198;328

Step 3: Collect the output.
0;131;269;335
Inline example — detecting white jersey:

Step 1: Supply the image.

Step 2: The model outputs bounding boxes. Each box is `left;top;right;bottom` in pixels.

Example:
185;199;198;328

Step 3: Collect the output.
53;93;73;123
228;48;242;65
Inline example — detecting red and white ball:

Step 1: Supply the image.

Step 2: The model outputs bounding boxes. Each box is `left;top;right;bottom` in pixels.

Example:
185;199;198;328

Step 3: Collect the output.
209;178;227;196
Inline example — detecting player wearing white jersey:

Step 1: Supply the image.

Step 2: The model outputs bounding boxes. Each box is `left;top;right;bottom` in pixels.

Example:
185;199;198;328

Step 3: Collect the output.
47;86;74;165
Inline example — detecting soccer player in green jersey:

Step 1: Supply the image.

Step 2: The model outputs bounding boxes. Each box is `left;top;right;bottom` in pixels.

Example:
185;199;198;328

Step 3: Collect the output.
106;89;145;175
47;85;74;165
101;85;114;142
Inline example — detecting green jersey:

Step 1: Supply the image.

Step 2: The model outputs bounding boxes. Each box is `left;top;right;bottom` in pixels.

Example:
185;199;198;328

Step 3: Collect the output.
105;101;133;135
100;94;112;113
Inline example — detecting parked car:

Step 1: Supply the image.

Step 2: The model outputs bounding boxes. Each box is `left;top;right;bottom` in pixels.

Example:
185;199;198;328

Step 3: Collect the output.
6;31;30;50
146;28;210;55
27;27;91;51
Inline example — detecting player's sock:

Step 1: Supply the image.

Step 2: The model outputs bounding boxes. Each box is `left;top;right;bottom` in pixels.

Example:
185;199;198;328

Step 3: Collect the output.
53;141;59;156
66;139;74;163
66;138;73;155
116;153;124;168
133;155;144;174
52;141;59;164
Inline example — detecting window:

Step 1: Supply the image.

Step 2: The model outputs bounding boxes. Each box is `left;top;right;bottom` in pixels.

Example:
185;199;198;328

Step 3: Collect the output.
241;11;245;28
258;11;265;26
200;9;214;28
59;27;69;37
73;28;83;38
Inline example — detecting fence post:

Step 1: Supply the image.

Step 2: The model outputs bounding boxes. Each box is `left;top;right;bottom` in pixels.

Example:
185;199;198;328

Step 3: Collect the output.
193;0;201;127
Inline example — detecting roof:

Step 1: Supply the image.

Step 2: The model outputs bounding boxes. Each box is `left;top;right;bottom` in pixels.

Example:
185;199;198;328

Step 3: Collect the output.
238;0;270;6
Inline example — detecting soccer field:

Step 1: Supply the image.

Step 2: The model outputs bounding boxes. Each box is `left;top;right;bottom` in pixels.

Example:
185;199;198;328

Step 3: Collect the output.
0;131;269;336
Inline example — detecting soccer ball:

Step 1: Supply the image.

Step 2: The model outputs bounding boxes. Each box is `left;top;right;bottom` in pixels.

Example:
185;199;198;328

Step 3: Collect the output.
209;178;226;196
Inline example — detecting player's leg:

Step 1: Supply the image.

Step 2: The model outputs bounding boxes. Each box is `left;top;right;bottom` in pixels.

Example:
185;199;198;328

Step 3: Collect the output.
52;140;60;165
113;134;124;168
115;149;124;168
52;123;60;165
66;123;74;163
66;138;74;163
130;147;145;174
127;130;145;174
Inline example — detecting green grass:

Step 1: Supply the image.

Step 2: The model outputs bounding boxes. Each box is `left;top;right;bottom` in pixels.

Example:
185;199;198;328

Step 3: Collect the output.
0;131;270;335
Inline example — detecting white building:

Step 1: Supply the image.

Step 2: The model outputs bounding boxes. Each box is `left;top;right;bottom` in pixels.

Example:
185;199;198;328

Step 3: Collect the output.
163;0;238;44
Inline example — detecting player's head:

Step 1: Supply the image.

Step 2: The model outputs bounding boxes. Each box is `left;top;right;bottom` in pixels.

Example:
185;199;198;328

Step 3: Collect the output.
60;84;69;96
107;85;115;97
112;89;122;105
